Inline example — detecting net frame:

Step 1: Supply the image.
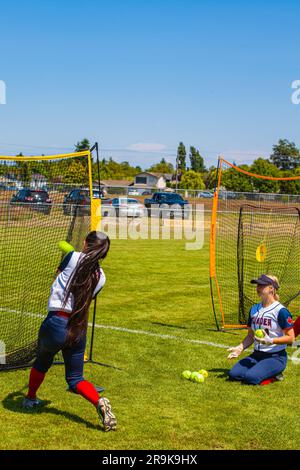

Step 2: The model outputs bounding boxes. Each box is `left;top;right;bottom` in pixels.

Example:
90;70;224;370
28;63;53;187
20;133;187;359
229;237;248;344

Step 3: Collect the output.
0;149;93;194
237;204;300;324
0;146;102;370
210;157;300;330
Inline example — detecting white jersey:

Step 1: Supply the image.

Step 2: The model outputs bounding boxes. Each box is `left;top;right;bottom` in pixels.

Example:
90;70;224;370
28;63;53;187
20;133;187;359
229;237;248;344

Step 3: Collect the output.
48;251;106;313
248;301;293;353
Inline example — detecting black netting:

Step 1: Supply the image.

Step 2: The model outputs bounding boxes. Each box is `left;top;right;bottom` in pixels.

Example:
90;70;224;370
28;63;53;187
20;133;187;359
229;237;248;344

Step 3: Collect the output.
0;153;92;370
211;159;300;328
237;205;300;324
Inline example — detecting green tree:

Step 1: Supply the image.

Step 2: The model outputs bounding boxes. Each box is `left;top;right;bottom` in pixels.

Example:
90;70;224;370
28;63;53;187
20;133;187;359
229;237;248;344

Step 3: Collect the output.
63;160;87;185
0;160;8;176
204;166;218;190
37;160;53;180
250;158;280;193
270;139;300;170
279;168;300;194
189;146;205;173
179;170;205;190
75;138;90;152
147;158;174;174
74;138;91;173
222;164;253;192
93;157;142;181
94;159;112;180
16;153;31;184
177;142;186;172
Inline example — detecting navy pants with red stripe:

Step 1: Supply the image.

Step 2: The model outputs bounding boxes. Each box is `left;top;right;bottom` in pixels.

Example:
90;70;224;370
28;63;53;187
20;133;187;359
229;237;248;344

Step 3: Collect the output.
33;311;86;391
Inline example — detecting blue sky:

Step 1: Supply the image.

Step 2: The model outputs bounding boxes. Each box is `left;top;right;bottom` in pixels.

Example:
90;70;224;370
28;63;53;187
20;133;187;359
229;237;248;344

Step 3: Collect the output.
0;0;300;168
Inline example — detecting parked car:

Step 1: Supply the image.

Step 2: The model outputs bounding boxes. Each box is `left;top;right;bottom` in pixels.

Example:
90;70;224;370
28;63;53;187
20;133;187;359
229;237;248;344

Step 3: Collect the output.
92;189;105;199
144;192;190;218
141;190;153;196
1;184;20;191
228;191;239;199
102;197;146;218
197;191;213;198
62;188;104;216
63;189;89;216
218;191;238;200
127;189;140;196
10;189;52;215
245;193;260;201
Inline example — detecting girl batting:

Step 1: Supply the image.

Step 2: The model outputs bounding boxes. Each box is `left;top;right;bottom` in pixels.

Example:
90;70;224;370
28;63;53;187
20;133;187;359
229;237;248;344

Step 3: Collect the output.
22;231;117;432
228;274;295;385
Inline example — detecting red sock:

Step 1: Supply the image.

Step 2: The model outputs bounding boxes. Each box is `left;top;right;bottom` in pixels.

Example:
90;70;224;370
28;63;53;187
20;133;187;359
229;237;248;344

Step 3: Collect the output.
27;368;46;399
260;378;276;386
293;316;300;338
75;380;100;407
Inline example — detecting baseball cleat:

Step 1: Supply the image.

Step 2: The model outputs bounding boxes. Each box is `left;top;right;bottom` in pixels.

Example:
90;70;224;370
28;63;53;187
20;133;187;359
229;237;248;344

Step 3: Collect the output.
97;397;117;431
22;397;43;410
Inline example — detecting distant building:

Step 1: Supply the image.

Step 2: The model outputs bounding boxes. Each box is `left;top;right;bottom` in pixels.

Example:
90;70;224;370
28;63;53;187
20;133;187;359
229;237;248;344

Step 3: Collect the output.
93;174;174;196
98;179;133;189
30;173;48;189
133;172;172;190
96;179;134;196
0;175;22;190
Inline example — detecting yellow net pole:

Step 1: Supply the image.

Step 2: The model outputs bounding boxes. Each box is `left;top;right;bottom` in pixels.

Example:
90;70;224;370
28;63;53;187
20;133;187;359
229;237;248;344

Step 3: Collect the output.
87;148;102;231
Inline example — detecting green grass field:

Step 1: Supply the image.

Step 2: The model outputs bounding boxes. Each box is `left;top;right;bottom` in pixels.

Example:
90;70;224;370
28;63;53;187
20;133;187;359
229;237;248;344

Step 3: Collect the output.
0;218;300;450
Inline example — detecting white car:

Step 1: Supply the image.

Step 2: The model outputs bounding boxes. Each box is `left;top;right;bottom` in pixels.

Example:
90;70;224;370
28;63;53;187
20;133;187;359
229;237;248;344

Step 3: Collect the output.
102;197;146;217
128;189;140;196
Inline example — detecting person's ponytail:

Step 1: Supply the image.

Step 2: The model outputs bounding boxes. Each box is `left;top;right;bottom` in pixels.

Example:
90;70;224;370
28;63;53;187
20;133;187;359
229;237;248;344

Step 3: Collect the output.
63;231;110;345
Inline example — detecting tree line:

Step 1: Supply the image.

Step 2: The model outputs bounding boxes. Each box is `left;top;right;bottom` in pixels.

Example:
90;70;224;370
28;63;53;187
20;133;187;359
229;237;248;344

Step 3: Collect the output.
1;138;300;193
174;139;300;192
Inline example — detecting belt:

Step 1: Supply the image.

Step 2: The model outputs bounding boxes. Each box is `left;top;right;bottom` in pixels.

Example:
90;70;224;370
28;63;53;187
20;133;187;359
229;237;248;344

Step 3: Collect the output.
55;311;71;318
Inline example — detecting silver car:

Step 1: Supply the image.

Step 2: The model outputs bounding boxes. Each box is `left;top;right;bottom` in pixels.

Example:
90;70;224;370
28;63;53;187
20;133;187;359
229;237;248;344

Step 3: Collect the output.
102;197;146;217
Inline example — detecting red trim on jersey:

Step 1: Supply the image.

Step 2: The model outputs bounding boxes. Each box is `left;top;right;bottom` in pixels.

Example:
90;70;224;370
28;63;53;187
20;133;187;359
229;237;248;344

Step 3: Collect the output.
55;311;71;318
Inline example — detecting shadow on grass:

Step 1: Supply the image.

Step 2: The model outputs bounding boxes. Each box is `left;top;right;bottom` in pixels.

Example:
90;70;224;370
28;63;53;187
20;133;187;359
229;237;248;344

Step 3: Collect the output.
206;328;241;336
151;322;187;329
2;391;100;430
209;368;230;379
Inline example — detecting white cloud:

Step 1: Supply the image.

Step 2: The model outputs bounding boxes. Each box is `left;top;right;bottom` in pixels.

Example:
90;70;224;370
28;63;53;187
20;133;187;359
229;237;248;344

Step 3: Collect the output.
126;143;167;152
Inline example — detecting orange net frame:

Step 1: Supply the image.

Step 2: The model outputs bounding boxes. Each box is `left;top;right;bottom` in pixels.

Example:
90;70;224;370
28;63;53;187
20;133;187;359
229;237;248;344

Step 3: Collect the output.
210;157;300;330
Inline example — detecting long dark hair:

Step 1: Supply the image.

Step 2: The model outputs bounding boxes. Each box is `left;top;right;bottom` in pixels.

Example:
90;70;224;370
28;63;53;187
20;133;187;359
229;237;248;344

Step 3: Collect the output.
63;231;110;345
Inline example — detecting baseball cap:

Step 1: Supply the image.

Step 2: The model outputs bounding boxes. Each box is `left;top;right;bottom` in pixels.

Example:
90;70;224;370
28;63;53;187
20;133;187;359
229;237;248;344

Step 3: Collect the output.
250;274;279;290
